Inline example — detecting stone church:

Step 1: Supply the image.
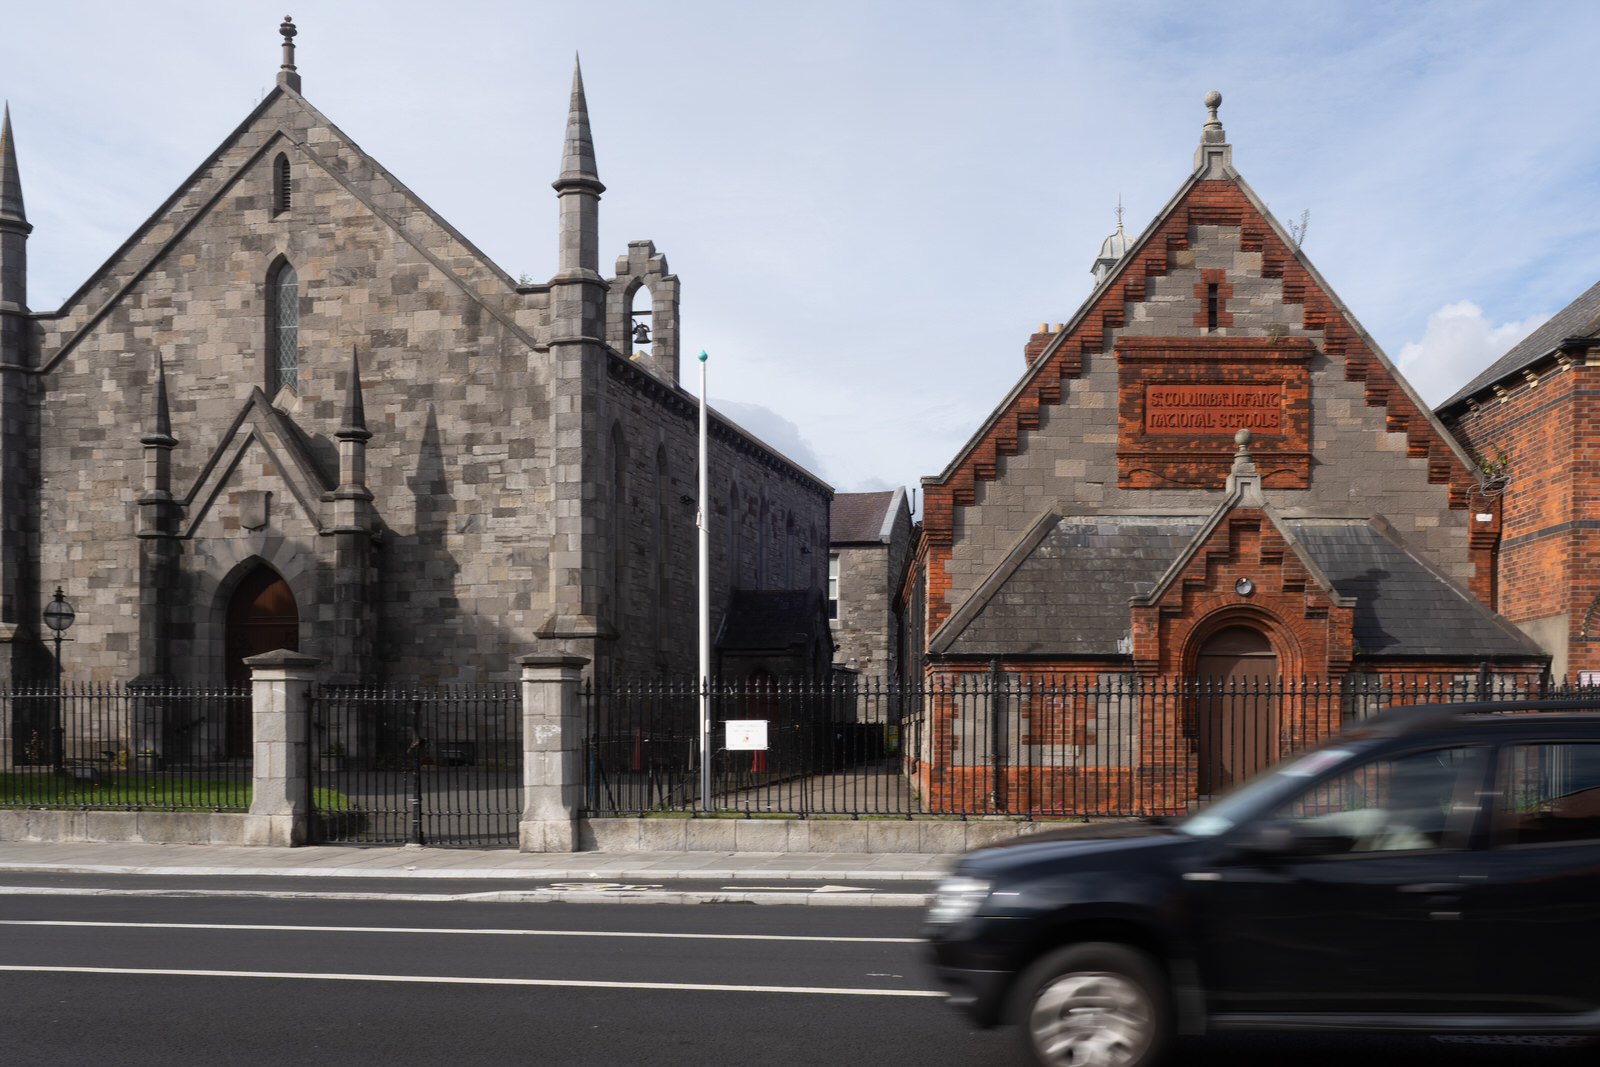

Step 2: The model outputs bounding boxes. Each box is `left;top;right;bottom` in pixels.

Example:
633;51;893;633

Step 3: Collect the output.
906;92;1543;809
0;19;832;706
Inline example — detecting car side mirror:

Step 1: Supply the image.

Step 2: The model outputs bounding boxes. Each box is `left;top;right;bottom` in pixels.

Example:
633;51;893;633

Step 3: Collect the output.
1238;820;1296;856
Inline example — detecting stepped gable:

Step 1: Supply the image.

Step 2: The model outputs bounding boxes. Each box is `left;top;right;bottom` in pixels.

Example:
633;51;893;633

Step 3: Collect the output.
920;100;1483;632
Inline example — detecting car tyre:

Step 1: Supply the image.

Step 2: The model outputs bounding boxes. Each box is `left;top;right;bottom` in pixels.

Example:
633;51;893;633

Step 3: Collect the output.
1010;942;1171;1067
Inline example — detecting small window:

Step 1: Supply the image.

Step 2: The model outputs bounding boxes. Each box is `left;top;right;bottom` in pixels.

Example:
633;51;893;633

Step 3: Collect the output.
828;553;840;621
270;261;299;393
1497;743;1600;846
273;153;291;215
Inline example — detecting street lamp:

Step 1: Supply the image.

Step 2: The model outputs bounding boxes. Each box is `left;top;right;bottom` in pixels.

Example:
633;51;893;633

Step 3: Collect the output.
42;587;75;773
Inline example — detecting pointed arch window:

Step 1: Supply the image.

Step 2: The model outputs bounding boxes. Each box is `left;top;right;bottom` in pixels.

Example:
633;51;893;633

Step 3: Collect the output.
610;424;628;625
728;484;742;590
653;447;669;651
272;153;292;215
269;261;299;393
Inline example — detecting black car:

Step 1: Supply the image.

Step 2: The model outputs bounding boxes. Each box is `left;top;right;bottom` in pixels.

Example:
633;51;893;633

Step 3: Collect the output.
924;702;1600;1066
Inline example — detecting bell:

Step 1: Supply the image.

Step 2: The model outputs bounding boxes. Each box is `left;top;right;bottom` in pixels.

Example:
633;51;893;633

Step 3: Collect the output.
632;321;652;345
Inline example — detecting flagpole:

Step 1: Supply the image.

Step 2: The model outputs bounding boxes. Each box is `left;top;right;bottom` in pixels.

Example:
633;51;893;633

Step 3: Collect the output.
697;350;711;809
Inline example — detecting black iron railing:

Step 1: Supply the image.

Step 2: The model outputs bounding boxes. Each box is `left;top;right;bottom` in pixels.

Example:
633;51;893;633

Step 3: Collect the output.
581;674;1597;818
2;684;252;811
307;684;522;847
581;676;908;816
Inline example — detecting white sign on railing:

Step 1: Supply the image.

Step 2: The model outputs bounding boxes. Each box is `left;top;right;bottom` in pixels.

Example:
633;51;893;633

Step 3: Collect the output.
724;719;769;751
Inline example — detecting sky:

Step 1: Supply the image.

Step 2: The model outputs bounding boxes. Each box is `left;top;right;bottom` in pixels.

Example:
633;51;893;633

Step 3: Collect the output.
6;1;1600;507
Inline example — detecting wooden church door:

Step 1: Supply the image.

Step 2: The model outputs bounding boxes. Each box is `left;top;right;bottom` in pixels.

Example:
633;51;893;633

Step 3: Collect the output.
224;568;299;758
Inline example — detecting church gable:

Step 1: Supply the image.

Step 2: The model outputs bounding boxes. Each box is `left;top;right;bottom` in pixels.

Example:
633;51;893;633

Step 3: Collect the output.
32;75;562;571
40;85;543;376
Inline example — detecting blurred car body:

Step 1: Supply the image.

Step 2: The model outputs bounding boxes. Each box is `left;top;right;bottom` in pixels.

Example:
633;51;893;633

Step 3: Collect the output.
924;702;1600;1066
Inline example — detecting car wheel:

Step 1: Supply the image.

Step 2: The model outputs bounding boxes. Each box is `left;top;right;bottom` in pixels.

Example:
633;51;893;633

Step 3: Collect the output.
1010;942;1170;1067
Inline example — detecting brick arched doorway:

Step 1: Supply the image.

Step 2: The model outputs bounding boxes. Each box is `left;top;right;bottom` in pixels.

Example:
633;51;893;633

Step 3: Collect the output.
225;567;299;758
1193;624;1278;796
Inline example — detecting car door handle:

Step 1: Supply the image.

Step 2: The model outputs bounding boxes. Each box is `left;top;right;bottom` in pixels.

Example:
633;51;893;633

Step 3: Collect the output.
1398;883;1460;894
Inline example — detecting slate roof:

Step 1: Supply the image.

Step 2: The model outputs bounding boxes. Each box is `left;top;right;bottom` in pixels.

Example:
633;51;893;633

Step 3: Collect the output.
830;491;897;544
1287;520;1540;658
1439;278;1600;411
932;514;1540;661
935;517;1203;656
716;589;826;651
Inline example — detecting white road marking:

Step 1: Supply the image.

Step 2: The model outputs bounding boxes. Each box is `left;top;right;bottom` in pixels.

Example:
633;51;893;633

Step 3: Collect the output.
0;919;920;944
543;882;664;891
0;964;944;997
724;885;868;893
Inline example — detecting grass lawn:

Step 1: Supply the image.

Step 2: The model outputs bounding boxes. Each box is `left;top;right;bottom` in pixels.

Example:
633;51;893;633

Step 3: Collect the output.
0;772;349;813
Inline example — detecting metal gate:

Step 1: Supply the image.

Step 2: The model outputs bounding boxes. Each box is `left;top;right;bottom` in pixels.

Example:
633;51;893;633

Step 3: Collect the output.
308;685;522;847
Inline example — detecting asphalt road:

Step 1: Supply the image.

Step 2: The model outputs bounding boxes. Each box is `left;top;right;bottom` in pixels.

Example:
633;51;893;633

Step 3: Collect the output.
0;891;1590;1066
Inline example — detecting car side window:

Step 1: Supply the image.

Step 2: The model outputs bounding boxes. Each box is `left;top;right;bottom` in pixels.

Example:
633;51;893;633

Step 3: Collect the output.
1496;742;1600;847
1271;746;1488;854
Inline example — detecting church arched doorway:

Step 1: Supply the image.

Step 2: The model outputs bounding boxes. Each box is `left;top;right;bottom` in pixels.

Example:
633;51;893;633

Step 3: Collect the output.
224;567;299;758
1192;624;1278;796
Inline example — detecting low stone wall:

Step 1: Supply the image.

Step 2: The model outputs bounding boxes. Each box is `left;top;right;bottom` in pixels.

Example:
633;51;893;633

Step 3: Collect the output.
0;809;264;846
579;817;1051;853
0;810;1074;853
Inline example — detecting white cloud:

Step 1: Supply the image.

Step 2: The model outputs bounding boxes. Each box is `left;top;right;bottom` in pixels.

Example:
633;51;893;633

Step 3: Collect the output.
1396;301;1548;407
709;399;827;482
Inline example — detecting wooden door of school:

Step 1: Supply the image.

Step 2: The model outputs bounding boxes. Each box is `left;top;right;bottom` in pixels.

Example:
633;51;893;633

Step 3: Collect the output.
1194;625;1278;795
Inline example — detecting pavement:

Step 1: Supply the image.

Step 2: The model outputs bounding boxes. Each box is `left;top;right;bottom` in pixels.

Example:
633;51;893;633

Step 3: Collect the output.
0;841;957;907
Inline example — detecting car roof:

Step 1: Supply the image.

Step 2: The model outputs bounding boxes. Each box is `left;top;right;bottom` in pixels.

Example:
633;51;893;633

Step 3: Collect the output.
1357;701;1600;741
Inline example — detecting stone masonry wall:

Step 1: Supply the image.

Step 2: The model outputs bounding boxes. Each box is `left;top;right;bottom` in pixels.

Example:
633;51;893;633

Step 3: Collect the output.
599;360;830;679
36;90;558;685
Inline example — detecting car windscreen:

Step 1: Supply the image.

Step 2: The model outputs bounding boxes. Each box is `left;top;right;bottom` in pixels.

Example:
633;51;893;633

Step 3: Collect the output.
1177;742;1373;837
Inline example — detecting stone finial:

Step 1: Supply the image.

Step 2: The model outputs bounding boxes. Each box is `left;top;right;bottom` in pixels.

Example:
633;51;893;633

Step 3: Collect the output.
1194;89;1232;179
143;352;175;445
278;16;302;92
556;56;602;189
0;104;24;226
333;345;374;527
1226;426;1263;503
337;345;371;441
1230;427;1256;474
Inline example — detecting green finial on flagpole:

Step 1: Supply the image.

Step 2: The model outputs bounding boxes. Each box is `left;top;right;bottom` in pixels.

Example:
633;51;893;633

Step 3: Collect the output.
698;349;708;362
